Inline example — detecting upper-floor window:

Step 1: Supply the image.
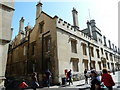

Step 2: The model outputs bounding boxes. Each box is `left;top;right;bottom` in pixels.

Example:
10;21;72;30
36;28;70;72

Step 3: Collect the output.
81;43;87;55
101;48;103;55
96;49;100;58
31;42;36;55
114;55;116;61
107;63;110;69
109;53;113;61
39;21;44;34
23;46;27;56
73;61;79;72
89;46;94;57
44;35;51;52
105;52;108;60
71;58;79;72
71;39;77;53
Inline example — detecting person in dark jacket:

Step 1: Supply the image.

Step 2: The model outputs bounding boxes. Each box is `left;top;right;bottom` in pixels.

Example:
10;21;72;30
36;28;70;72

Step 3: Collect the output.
101;69;115;90
67;69;73;85
112;68;115;75
45;69;52;88
90;70;101;90
31;72;39;90
84;69;88;84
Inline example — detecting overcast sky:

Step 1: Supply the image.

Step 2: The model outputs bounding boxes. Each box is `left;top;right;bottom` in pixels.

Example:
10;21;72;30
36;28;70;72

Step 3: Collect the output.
12;0;119;47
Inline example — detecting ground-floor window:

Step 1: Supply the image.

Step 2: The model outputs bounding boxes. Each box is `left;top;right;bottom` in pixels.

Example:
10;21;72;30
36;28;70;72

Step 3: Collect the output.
91;61;96;69
73;61;79;72
98;62;101;70
107;63;110;69
70;58;79;72
83;59;88;70
103;63;106;68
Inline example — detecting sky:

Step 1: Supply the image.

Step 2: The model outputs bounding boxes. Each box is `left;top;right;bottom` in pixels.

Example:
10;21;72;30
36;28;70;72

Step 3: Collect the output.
12;0;119;47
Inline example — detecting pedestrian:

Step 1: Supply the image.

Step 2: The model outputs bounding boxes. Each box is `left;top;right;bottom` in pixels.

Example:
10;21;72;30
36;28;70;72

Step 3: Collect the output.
67;69;73;85
90;70;101;90
84;69;88;84
31;72;39;90
112;68;115;75
65;69;68;79
101;69;115;90
18;79;28;90
45;69;52;88
90;67;94;80
108;70;111;74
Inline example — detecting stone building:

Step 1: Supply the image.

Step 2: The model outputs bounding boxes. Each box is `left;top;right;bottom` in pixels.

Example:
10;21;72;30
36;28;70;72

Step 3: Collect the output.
6;1;120;84
0;0;14;88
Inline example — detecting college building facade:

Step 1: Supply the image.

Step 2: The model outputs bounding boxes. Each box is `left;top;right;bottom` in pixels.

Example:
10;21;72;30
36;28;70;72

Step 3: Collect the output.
0;0;14;87
6;1;120;84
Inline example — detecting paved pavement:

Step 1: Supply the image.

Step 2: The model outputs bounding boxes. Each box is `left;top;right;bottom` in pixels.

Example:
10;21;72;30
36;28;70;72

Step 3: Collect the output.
23;71;120;90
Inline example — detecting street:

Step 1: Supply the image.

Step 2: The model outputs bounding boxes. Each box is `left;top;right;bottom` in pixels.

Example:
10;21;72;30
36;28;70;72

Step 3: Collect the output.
25;71;120;90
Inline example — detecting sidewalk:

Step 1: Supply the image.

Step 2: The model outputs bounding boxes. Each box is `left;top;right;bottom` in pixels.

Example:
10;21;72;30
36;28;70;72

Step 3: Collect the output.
30;79;90;90
47;79;90;89
65;79;90;89
25;71;120;90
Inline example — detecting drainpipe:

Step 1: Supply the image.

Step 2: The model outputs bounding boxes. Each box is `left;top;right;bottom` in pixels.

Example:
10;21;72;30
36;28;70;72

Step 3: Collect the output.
88;42;92;70
26;30;30;75
41;31;50;81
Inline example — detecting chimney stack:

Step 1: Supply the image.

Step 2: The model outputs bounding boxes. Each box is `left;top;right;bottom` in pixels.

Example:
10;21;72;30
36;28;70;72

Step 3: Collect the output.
115;46;117;52
103;36;107;46
90;19;96;27
19;17;24;33
112;44;114;51
87;20;93;38
90;19;97;33
108;40;111;49
36;0;42;19
118;48;120;54
72;7;79;29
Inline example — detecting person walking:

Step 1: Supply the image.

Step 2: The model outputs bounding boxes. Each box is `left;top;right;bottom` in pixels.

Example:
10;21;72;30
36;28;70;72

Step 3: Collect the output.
45;69;52;88
67;69;73;85
84;69;88;84
31;72;39;90
112;68;115;75
90;70;101;90
101;69;115;90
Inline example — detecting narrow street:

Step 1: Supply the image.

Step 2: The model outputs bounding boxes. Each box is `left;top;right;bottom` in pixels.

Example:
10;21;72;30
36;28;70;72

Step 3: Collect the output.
25;71;120;90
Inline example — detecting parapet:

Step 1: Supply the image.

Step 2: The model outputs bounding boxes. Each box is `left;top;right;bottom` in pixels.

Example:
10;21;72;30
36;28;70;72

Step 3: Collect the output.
57;18;74;31
56;17;92;42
